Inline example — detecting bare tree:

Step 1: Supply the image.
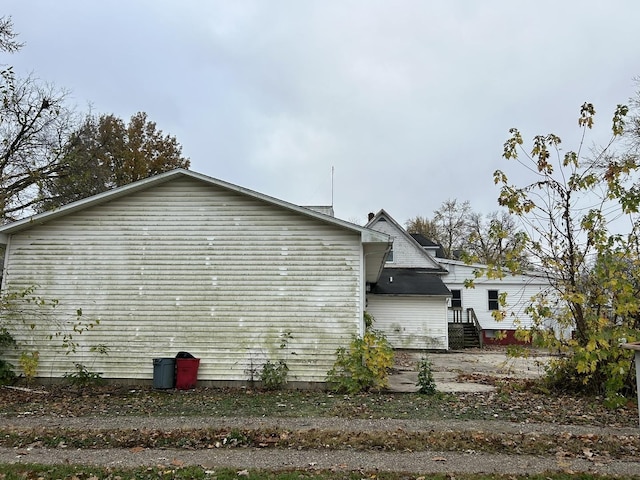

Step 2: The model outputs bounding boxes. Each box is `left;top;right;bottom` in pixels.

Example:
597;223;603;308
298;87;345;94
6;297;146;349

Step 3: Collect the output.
405;215;438;240
466;211;527;266
0;17;23;53
0;17;76;222
432;199;471;259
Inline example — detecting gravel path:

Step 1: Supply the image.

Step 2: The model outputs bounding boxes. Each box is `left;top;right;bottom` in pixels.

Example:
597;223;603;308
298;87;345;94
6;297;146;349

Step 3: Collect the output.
1;415;639;476
3;445;640;476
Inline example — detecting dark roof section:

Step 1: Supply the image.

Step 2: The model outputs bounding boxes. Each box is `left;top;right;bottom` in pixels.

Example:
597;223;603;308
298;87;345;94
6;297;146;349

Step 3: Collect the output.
409;233;438;247
370;268;451;296
410;233;446;258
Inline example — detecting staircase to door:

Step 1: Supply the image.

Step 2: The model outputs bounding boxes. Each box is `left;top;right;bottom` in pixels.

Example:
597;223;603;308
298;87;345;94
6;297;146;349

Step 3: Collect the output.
448;308;483;349
462;322;481;348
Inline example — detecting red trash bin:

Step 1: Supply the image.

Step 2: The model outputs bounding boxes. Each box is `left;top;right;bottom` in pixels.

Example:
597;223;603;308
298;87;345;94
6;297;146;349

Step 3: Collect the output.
175;358;200;390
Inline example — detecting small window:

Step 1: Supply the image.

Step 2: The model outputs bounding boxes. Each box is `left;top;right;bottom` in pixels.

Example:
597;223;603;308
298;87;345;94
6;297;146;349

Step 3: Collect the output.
386;246;394;263
488;290;499;311
451;289;462;308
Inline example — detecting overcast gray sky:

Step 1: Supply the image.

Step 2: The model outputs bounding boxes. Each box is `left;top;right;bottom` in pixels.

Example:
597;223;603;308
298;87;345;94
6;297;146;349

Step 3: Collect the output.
4;1;640;225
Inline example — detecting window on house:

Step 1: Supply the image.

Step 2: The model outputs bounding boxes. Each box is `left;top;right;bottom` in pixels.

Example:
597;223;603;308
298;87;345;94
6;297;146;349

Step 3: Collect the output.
386;246;394;262
451;289;462;309
488;290;499;311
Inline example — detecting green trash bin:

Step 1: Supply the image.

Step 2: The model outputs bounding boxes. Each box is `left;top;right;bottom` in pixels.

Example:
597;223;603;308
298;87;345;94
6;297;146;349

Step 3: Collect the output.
153;358;175;389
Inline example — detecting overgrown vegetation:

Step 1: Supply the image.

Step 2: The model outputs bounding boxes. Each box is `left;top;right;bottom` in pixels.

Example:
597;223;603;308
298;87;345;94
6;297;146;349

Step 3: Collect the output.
326;315;394;393
465;98;640;403
254;330;293;390
62;343;109;387
0;286;103;385
63;362;105;388
0;326;16;384
260;360;289;390
416;356;437;394
18;350;39;384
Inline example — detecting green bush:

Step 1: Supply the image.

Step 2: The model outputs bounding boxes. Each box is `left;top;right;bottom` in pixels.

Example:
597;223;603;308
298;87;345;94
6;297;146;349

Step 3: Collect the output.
63;363;104;387
0;328;16;385
18;350;39;384
260;360;289;390
416;356;437;395
326;329;394;393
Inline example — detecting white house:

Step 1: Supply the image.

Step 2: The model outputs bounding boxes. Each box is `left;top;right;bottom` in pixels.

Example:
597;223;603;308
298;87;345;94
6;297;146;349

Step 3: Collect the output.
437;258;550;345
367;210;551;349
410;225;552;346
365;210;451;350
0;169;391;386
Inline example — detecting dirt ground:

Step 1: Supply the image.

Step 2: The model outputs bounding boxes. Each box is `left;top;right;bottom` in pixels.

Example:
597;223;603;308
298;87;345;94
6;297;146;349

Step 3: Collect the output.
388;348;550;392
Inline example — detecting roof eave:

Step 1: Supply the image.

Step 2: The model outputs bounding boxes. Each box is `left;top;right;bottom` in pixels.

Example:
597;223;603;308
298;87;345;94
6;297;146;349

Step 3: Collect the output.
0;169;388;240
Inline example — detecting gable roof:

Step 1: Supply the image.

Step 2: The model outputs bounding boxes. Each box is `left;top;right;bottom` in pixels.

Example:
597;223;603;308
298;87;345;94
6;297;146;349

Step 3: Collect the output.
0;169;391;282
370;268;451;296
365;209;446;272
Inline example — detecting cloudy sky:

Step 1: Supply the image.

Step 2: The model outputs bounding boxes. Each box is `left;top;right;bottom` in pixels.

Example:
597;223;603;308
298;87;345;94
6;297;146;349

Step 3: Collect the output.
4;1;640;225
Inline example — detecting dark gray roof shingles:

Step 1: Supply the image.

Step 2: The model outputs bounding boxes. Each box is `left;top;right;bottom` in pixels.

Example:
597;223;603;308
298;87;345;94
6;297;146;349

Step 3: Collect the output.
370;268;451;296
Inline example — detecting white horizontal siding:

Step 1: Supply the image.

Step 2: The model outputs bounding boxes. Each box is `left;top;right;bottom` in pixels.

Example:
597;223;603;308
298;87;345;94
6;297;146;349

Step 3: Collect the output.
368;220;434;268
2;177;362;383
366;295;448;349
442;261;549;330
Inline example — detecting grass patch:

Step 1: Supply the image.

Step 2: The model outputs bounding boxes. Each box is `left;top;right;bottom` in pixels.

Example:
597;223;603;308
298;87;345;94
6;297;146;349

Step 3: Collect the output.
0;383;636;427
0;464;636;480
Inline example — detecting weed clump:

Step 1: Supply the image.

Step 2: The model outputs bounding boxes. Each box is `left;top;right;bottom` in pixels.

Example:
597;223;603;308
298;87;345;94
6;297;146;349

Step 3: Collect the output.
416;356;437;395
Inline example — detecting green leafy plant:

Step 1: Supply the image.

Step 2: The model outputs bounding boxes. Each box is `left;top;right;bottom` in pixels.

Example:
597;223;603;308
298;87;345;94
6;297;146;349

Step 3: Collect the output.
326;328;394;394
18;350;39;384
63;362;104;387
260;360;289;390
63;344;109;387
416;356;437;395
51;308;101;356
0;327;16;385
279;330;293;350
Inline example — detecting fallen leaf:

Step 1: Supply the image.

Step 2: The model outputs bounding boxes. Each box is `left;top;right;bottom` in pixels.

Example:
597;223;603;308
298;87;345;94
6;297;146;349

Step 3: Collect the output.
431;456;447;462
129;446;145;453
171;459;184;467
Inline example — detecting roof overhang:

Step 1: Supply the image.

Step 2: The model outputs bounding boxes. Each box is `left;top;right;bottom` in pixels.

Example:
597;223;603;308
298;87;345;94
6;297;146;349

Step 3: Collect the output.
362;231;393;284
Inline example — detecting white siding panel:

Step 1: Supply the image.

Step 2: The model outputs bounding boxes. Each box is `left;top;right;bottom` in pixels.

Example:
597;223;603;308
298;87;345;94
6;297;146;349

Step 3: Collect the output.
442;261;549;330
3;178;362;383
367;295;448;349
368;221;434;268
